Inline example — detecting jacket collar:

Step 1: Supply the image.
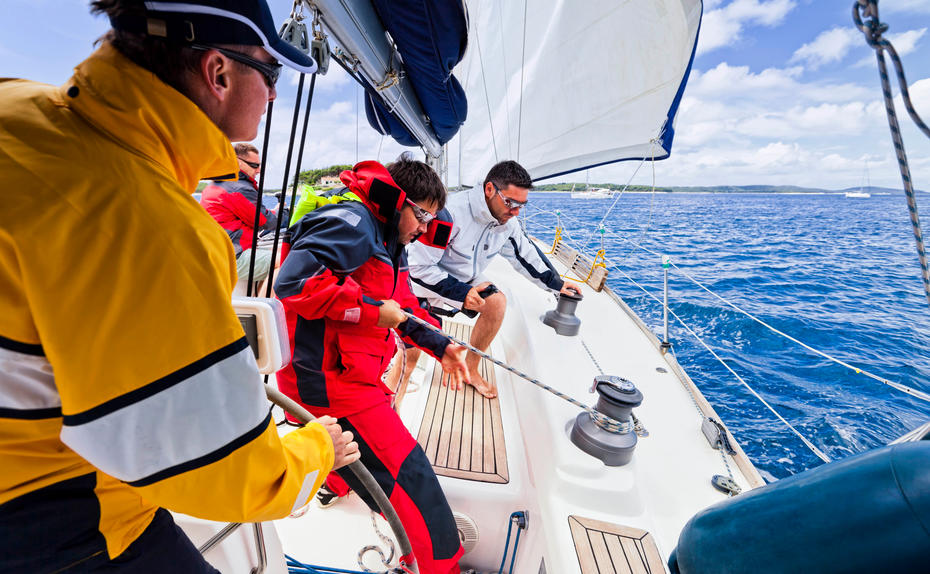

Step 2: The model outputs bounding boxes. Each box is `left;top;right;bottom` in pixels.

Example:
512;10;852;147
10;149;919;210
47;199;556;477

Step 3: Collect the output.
239;171;258;188
467;184;500;227
63;42;238;192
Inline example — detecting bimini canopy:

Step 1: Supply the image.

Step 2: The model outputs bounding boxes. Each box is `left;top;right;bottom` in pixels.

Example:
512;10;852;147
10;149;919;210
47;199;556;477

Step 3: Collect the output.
453;0;703;186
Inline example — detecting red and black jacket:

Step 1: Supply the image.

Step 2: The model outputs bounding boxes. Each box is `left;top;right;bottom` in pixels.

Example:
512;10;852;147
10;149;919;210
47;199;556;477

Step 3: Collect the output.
201;171;278;255
274;162;449;416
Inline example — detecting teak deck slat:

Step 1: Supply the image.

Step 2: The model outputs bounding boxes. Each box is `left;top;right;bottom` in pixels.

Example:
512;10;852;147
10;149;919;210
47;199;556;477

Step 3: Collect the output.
569;516;666;574
415;320;508;484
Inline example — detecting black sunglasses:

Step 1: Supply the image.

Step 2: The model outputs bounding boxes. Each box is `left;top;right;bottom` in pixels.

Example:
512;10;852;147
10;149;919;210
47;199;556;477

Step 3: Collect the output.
237;157;261;170
190;44;282;89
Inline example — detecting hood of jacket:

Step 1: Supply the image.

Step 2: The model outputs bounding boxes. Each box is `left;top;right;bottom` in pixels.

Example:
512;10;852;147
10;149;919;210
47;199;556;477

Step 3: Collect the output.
64;42;238;192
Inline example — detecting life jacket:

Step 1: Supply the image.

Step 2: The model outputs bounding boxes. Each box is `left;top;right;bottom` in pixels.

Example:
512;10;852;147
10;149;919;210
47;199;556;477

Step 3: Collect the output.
290;161;452;249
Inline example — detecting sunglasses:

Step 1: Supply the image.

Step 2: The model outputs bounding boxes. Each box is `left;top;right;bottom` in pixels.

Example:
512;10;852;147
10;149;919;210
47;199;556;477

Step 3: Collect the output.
404;198;436;224
238;157;261;170
493;183;528;210
190;44;282;89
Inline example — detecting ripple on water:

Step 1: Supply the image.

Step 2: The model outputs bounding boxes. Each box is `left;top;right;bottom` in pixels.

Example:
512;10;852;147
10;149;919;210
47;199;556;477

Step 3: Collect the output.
525;192;930;480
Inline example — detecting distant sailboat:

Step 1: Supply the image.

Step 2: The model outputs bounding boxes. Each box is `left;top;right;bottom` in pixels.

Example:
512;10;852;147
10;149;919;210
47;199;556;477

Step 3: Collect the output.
846;164;872;198
571;171;613;199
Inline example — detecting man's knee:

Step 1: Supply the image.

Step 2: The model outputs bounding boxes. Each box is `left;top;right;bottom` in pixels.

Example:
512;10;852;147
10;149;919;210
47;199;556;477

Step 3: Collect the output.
483;291;507;317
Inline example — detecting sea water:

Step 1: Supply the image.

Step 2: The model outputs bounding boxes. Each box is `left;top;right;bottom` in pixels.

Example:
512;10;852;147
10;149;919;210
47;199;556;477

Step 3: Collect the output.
524;192;930;481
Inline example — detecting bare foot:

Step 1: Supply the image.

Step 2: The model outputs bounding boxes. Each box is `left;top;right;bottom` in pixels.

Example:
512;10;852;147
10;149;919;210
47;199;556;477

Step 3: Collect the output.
467;370;498;398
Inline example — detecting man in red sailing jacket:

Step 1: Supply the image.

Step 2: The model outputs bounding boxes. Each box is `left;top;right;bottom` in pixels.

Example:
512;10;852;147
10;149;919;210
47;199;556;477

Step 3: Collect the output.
201;142;278;282
275;157;469;573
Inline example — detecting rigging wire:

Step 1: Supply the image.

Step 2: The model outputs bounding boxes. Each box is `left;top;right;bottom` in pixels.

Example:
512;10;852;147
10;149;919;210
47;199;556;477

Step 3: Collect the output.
853;0;930;306
473;19;499;163
604;260;832;464
529;207;930;404
247;100;275;296
287;72;318;217
666;259;930;404
263;73;309;298
578;140;658;252
516;0;528;162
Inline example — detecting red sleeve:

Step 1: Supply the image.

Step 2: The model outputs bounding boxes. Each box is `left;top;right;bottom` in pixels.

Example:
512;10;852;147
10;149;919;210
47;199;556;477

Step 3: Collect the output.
219;189;267;228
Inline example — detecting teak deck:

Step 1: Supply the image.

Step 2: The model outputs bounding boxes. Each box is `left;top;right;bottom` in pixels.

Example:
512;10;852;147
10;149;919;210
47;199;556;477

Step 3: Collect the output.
415;320;509;484
568;515;666;574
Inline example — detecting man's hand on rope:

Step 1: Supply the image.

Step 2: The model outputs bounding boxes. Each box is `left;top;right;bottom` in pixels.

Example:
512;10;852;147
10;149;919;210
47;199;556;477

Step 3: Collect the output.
376;299;407;328
316;415;361;470
440;343;470;390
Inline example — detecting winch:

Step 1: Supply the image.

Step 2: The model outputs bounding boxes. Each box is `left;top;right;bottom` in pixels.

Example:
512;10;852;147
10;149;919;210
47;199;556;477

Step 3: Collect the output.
570;375;643;466
542;290;583;336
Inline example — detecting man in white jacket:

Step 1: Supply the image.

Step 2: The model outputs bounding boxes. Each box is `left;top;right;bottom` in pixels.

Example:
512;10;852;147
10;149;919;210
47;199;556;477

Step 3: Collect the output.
407;161;580;397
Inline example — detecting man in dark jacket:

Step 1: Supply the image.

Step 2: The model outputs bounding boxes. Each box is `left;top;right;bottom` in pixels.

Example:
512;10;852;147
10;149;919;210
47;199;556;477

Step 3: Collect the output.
275;157;469;574
201;142;278;282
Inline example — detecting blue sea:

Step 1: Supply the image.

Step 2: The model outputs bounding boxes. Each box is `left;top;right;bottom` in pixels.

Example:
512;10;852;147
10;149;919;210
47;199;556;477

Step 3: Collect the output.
523;192;930;481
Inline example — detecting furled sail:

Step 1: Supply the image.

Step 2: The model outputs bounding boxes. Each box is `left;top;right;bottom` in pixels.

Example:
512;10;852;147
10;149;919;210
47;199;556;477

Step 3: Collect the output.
453;0;702;186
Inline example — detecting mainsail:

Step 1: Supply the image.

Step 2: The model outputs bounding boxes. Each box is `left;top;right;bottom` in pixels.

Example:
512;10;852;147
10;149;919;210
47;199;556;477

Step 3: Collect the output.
452;0;702;186
311;0;702;185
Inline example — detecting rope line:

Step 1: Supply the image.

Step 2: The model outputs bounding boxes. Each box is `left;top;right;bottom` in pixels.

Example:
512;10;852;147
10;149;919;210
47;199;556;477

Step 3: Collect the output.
401;312;633;434
604;260;832;463
853;0;930;306
579;139;658;252
667;259;930;404
525;208;930;404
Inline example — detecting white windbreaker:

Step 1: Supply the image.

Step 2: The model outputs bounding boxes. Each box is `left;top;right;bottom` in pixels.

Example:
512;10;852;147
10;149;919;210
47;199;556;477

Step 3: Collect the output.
407;185;564;310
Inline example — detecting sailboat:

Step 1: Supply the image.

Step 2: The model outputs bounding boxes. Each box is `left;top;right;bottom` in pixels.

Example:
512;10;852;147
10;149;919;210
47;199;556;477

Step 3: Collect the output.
846;165;872;198
173;0;930;572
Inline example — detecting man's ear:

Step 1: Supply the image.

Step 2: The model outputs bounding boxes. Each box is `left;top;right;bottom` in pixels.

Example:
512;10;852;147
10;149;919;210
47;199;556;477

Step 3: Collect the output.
199;49;232;102
484;181;495;199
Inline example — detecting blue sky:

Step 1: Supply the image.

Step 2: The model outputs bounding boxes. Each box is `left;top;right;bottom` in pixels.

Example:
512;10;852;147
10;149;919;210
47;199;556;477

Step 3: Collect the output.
2;0;929;191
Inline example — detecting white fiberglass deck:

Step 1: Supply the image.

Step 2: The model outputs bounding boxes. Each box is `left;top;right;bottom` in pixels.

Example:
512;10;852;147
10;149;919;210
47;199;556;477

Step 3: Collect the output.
190;240;761;573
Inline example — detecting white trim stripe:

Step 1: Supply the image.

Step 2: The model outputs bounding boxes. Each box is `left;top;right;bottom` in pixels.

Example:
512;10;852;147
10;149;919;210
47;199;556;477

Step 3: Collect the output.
0;348;60;411
290;470;320;513
143;2;317;73
60;346;268;482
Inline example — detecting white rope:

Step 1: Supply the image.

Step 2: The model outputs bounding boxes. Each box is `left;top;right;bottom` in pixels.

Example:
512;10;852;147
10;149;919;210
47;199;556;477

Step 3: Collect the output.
667;260;930;404
530;209;930;405
579;139;658;252
604;259;832;463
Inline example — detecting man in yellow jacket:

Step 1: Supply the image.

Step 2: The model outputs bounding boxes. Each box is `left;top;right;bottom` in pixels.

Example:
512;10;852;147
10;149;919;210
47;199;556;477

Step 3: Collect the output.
0;1;359;571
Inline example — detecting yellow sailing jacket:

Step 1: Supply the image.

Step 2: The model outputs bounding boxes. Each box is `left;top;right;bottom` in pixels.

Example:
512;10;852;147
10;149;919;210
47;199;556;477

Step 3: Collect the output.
0;43;333;560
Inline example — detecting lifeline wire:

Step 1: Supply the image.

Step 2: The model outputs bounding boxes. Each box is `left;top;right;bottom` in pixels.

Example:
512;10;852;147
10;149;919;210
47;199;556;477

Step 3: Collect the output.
853;0;930;306
400;312;633;434
668;259;930;404
530;209;930;404
579;139;658;252
604;260;832;464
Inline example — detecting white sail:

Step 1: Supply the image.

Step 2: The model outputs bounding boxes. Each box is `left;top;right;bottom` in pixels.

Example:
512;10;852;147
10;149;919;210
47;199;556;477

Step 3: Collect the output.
454;0;702;186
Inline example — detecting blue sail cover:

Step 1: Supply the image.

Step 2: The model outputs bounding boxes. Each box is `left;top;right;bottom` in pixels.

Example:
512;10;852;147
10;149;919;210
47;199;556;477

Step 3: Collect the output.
365;0;468;147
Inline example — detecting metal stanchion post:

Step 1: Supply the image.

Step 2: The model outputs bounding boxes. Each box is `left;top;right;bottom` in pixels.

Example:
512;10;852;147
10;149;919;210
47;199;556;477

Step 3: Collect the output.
660;254;671;353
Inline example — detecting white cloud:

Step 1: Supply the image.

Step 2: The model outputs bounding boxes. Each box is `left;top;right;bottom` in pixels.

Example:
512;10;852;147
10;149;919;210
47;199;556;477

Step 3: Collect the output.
285;64;352;91
790;27;861;70
698;0;797;55
251;98;412;191
883;0;930;15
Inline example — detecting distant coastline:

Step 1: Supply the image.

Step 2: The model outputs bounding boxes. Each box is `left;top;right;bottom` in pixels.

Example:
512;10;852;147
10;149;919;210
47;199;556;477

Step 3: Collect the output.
531;184;923;194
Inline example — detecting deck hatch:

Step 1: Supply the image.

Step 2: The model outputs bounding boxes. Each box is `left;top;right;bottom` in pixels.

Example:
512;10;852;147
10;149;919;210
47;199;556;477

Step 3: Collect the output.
568;515;666;574
416;320;509;484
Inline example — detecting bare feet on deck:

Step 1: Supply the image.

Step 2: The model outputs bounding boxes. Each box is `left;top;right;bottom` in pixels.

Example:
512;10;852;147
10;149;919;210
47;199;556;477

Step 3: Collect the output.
467;369;497;398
